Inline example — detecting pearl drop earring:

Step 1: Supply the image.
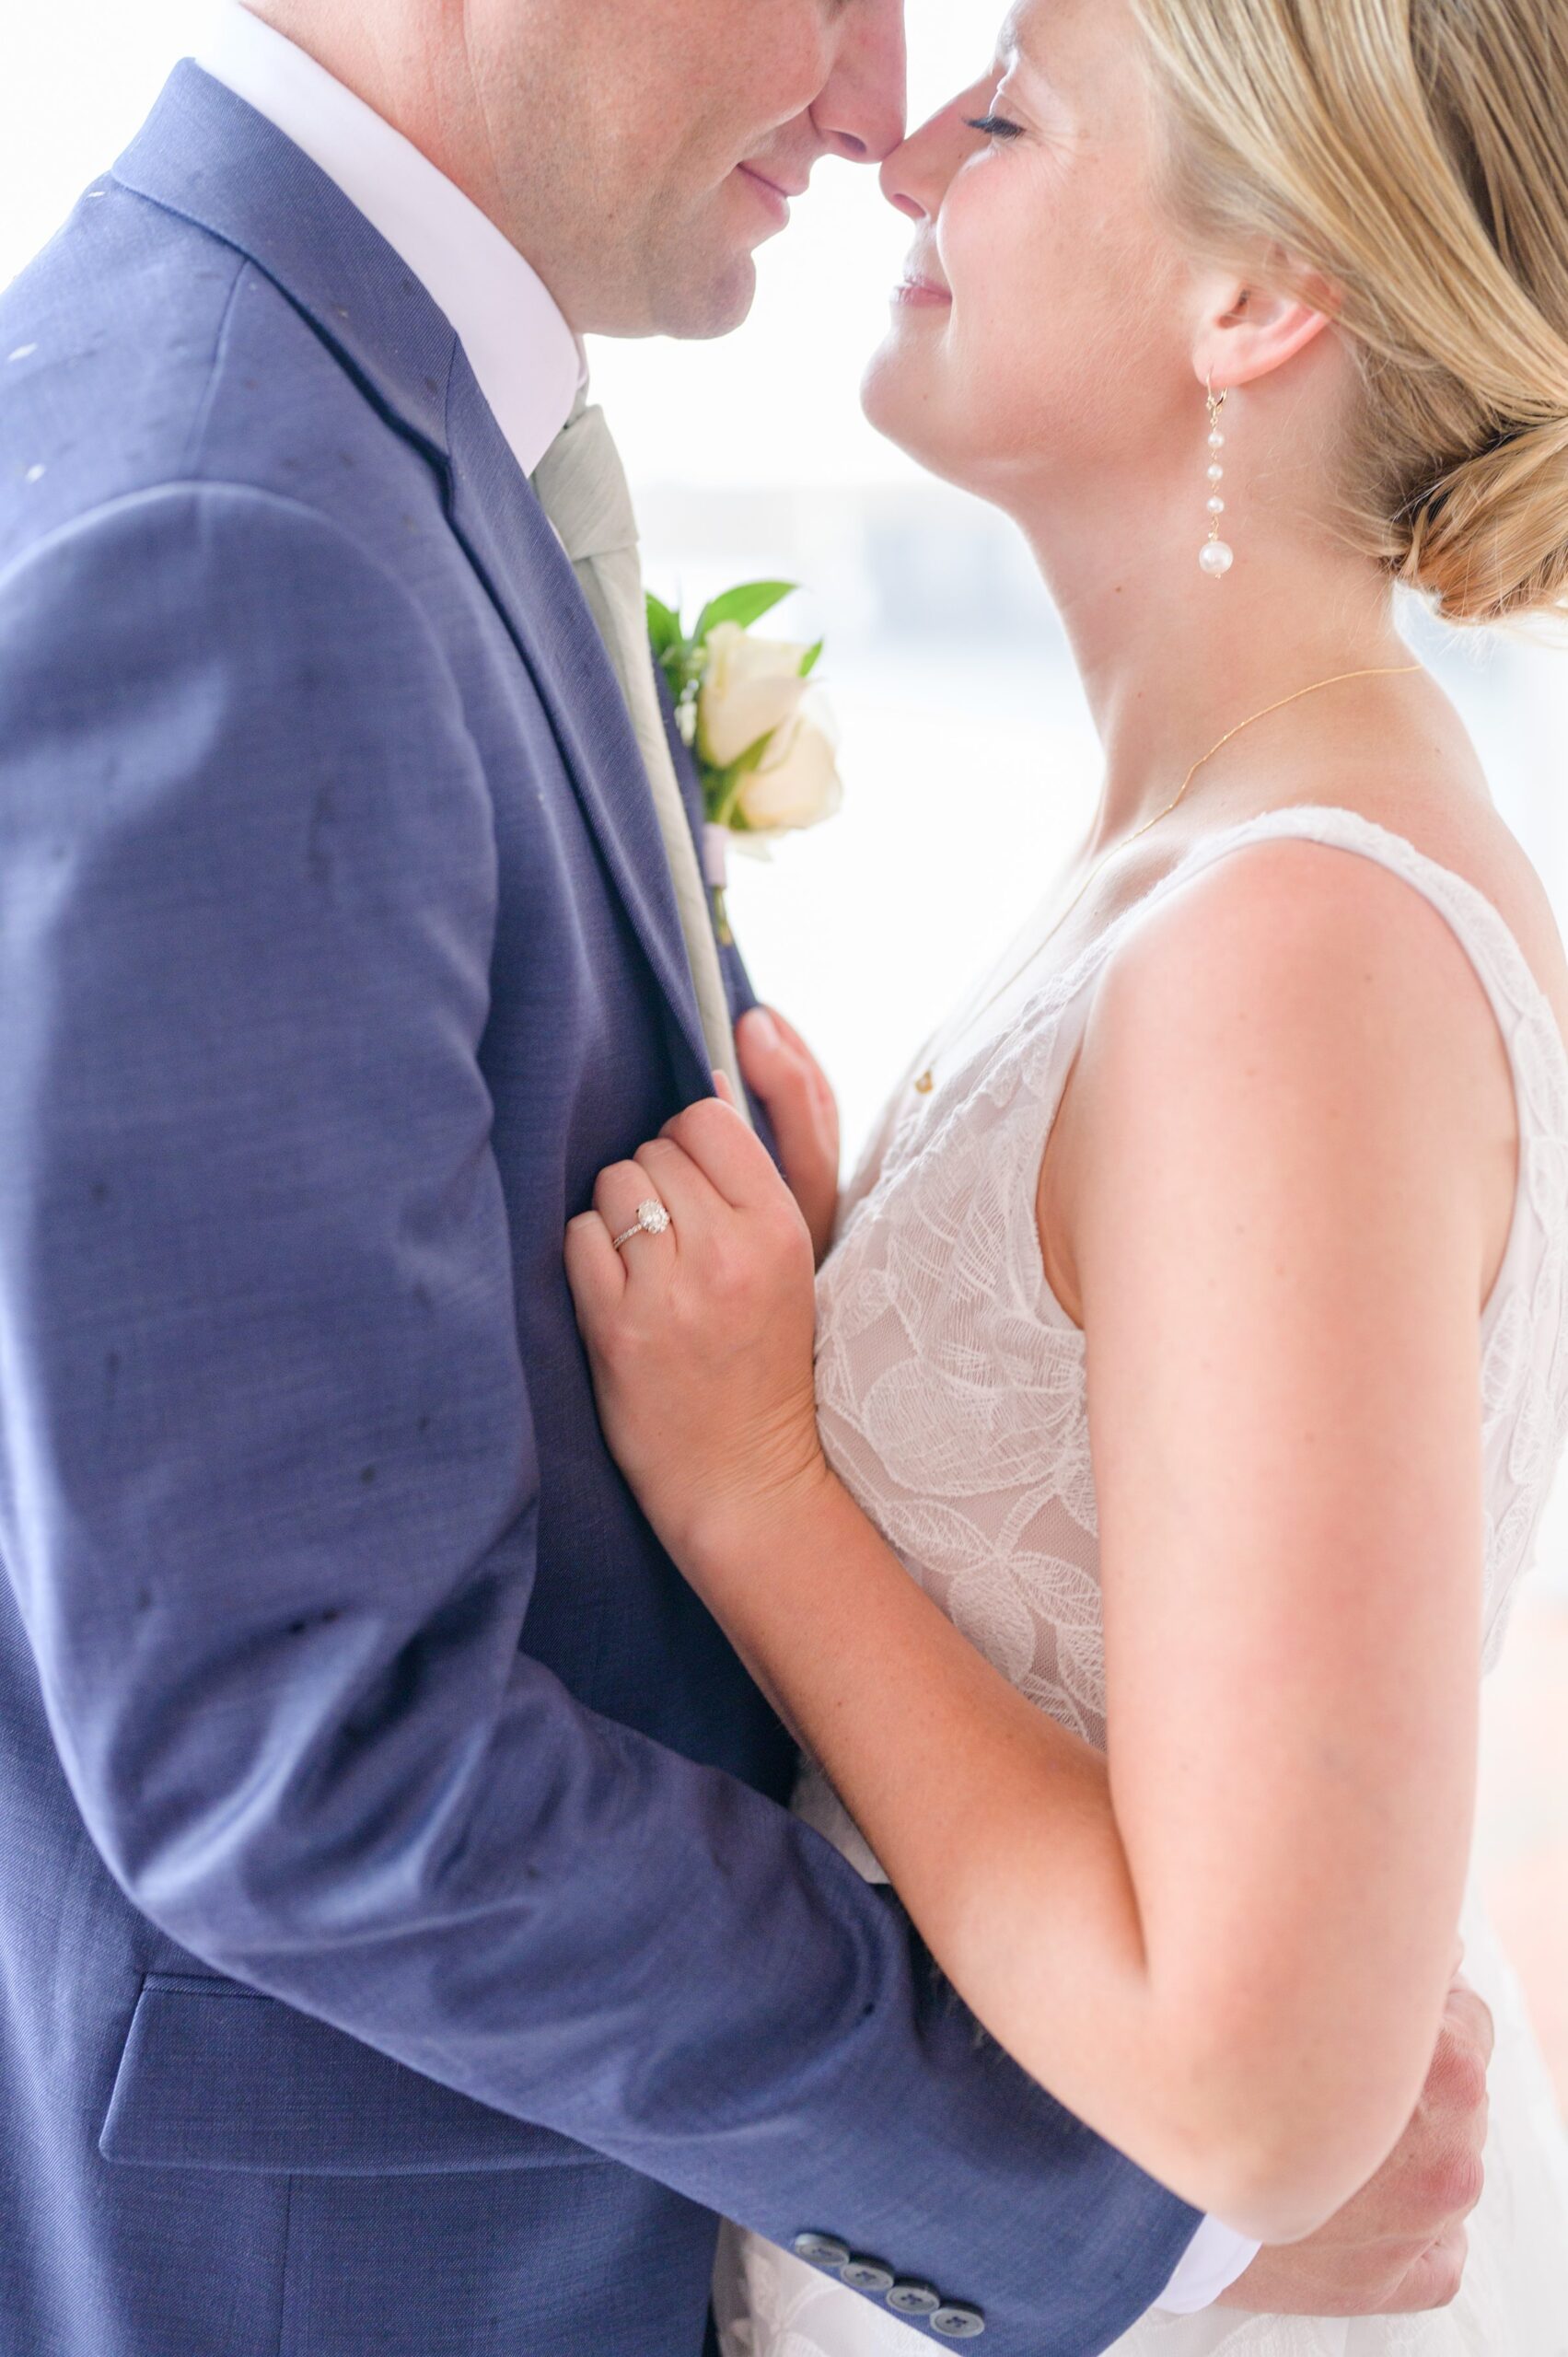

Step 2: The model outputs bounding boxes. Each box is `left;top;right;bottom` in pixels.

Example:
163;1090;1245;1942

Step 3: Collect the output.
1200;377;1234;577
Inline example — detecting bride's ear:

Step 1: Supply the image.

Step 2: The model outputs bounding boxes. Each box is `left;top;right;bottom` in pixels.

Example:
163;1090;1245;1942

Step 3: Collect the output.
1192;261;1337;394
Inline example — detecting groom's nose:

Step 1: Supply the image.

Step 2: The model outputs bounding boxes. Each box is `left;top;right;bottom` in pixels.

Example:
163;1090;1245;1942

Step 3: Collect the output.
810;0;908;164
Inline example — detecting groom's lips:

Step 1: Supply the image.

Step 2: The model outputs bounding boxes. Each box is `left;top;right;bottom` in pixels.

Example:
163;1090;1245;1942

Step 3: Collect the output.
736;162;803;230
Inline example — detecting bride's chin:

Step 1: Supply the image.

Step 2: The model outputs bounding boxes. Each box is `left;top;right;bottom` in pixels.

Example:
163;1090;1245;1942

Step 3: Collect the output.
862;339;939;458
860;342;975;493
858;340;898;435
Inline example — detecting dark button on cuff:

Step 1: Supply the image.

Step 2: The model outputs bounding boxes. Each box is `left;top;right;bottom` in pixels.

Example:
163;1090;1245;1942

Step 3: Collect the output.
793;2234;851;2269
933;2305;987;2340
840;2257;897;2293
887;2280;942;2316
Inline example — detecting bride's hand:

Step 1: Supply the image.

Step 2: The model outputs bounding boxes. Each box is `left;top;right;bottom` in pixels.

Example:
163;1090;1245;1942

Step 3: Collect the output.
565;1086;830;1576
735;1007;841;1267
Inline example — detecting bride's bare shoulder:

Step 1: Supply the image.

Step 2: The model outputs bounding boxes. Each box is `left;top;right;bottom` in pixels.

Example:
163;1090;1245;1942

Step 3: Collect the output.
1091;820;1516;1100
1040;812;1523;1323
1260;777;1568;1048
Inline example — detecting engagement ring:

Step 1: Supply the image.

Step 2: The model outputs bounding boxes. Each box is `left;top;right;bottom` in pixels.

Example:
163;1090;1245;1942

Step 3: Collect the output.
612;1199;672;1252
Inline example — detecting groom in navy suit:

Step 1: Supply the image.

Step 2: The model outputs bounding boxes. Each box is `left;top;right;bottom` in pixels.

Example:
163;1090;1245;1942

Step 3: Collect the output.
0;3;1491;2351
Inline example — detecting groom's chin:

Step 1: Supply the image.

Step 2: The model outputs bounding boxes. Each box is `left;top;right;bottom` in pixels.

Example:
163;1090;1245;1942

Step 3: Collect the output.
649;251;761;343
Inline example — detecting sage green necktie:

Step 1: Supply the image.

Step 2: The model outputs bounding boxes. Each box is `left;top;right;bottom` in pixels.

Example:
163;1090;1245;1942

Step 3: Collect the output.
532;396;747;1112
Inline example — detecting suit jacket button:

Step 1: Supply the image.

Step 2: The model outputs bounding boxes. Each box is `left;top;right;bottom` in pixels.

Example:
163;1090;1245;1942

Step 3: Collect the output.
793;2234;851;2269
840;2257;896;2293
887;2281;942;2316
933;2305;987;2339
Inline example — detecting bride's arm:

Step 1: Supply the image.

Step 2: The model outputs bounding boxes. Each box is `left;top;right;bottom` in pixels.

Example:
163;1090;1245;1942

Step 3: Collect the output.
566;841;1507;2244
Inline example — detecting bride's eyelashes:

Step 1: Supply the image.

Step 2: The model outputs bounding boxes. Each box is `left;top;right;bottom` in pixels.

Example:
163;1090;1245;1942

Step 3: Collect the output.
965;113;1026;141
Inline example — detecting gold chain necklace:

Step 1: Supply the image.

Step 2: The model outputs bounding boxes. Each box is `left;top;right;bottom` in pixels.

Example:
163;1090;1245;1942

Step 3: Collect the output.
911;661;1421;1097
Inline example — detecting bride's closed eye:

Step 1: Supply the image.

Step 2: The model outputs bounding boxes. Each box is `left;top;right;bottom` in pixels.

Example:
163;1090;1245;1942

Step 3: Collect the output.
965;113;1025;141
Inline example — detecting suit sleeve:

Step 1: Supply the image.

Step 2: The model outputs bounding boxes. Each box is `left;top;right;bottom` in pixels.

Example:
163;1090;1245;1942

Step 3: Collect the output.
0;482;1199;2352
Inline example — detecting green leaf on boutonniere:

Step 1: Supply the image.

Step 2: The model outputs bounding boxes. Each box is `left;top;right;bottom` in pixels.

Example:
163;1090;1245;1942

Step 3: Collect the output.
692;579;796;644
645;591;682;660
798;639;824;679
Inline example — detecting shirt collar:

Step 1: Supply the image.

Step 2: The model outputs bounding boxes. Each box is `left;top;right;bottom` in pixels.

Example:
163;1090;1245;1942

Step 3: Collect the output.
193;0;584;477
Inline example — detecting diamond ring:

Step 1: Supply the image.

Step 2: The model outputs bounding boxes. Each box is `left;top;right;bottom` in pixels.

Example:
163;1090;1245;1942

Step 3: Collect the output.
611;1198;672;1252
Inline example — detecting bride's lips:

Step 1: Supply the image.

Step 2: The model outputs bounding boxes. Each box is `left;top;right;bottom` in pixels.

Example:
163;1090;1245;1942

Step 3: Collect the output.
893;265;952;310
735;163;802;230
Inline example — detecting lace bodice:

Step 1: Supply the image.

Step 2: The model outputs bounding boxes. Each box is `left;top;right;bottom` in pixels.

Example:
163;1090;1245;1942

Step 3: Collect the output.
796;807;1568;1875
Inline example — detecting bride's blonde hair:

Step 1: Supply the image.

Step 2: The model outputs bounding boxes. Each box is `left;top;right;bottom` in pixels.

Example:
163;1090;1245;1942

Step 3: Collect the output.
1132;0;1568;623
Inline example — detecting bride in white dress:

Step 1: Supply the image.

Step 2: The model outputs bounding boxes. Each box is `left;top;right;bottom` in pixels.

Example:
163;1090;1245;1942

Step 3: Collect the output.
568;0;1568;2347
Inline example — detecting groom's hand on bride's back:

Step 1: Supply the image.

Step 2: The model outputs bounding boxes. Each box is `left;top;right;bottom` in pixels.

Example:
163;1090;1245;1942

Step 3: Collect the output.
736;1006;841;1264
1221;1976;1492;2316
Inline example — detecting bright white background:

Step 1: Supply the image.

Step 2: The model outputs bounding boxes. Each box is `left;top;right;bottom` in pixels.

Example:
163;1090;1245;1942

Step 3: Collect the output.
6;1;1567;2100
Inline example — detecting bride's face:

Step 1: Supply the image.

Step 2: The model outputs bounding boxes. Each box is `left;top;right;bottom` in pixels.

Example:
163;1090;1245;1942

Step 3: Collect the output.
864;0;1198;506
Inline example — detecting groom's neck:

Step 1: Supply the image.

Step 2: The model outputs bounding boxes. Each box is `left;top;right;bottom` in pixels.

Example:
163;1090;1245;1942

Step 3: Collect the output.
237;0;548;299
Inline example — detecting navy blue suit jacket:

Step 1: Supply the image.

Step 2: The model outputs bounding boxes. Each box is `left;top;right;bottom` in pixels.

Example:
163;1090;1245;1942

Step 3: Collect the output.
0;64;1198;2357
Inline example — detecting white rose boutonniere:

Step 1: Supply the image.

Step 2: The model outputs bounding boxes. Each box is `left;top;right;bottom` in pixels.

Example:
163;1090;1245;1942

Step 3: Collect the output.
649;581;842;944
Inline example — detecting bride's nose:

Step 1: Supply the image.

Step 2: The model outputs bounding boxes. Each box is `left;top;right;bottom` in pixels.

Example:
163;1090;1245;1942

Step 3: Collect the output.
880;77;994;221
880;148;926;223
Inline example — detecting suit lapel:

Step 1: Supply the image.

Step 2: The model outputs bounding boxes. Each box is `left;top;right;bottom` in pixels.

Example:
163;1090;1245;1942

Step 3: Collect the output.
441;361;711;1087
112;63;712;1098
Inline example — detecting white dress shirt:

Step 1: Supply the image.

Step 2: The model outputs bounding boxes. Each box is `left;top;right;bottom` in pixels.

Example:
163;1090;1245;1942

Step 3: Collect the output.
188;2;1259;2317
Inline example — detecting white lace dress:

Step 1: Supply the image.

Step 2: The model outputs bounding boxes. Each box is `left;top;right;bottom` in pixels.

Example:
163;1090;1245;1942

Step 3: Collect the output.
715;807;1568;2357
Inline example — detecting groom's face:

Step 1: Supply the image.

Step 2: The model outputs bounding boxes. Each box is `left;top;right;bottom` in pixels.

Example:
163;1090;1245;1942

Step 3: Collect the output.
470;0;908;338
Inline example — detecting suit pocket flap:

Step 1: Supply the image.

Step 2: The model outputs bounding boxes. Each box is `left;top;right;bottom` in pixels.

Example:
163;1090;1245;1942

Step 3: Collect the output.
99;1974;600;2177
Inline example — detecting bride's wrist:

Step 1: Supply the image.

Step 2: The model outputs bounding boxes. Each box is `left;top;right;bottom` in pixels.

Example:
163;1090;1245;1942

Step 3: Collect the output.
678;1451;843;1605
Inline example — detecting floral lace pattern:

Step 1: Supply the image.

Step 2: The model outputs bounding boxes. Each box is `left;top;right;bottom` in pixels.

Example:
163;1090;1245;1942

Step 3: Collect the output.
726;808;1568;2356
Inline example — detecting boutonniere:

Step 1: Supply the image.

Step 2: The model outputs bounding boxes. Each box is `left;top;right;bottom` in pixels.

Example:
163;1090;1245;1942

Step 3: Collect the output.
648;581;843;945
